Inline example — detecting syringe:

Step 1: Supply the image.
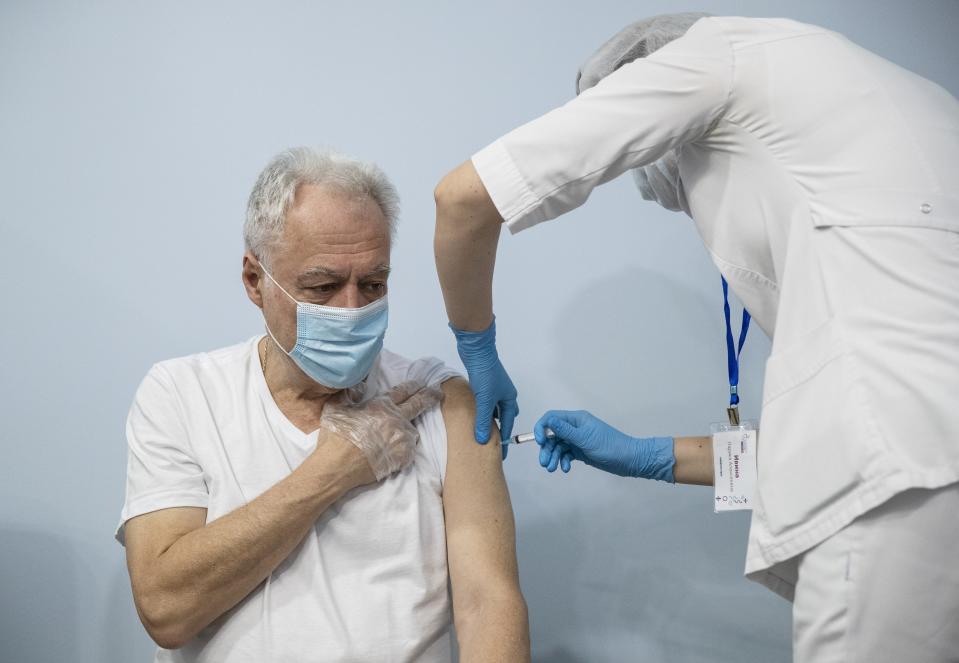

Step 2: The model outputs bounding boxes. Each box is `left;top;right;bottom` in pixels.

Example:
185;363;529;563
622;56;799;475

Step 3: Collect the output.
503;428;555;445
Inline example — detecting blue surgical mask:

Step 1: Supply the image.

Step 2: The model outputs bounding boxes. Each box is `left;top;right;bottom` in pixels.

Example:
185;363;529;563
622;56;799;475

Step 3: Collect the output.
261;266;388;389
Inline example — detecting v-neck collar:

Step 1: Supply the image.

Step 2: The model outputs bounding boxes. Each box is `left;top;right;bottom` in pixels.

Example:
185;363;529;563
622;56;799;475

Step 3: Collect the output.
250;335;322;442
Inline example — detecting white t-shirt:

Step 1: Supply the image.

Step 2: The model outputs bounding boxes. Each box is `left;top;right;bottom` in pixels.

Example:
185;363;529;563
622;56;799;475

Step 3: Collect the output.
117;337;461;662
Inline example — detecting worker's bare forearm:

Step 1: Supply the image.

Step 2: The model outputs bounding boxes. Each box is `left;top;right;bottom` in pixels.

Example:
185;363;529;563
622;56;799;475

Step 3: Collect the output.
143;438;365;644
455;592;531;663
673;436;714;485
434;160;504;331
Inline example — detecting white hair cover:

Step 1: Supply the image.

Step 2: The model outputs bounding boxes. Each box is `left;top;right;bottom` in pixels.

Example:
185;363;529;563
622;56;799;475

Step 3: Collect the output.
575;13;709;214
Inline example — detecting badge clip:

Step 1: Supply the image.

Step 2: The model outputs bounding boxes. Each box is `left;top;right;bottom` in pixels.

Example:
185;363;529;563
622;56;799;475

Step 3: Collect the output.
726;405;740;426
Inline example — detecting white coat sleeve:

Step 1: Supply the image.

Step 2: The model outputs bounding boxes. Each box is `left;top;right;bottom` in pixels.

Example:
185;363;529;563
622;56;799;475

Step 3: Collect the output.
472;18;733;234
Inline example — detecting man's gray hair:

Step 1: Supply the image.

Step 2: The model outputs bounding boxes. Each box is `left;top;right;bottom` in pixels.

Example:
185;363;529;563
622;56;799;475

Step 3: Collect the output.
244;147;400;261
576;12;710;94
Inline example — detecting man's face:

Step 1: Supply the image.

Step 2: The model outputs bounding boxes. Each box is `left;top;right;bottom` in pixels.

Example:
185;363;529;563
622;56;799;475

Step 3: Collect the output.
249;183;391;360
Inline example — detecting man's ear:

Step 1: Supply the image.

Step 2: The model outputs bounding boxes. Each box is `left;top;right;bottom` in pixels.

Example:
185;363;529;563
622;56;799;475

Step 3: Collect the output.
241;252;265;309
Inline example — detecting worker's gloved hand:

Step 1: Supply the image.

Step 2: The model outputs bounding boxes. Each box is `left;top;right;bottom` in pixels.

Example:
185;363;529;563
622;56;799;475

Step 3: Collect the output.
449;318;519;453
320;380;444;481
534;410;674;481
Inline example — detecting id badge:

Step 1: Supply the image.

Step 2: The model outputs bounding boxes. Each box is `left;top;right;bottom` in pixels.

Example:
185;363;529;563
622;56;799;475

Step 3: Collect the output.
710;421;758;512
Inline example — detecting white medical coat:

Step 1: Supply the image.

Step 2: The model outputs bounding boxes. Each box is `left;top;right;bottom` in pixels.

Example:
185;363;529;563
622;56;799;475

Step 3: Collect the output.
472;16;959;598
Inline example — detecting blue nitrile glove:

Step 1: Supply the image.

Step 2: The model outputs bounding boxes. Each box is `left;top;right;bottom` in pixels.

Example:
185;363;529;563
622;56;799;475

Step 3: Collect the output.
534;410;674;481
449;318;519;454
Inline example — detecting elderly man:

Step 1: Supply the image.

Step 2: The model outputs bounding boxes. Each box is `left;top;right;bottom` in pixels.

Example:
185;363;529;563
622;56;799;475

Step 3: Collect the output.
116;148;530;662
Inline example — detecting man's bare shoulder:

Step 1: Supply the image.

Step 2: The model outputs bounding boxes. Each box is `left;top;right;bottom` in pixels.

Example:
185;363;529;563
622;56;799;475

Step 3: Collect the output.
440;377;503;467
440;376;472;410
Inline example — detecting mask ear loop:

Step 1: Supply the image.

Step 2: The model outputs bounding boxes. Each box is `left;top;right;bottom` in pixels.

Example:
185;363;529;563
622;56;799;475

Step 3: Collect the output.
263;319;292;355
257;260;298;354
259;262;300;305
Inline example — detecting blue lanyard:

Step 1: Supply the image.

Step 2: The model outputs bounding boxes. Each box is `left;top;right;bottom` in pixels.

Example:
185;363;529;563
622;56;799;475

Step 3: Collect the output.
722;277;750;415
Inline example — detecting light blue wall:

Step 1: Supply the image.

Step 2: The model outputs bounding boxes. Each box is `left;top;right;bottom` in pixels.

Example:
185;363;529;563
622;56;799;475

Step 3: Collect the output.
2;1;956;661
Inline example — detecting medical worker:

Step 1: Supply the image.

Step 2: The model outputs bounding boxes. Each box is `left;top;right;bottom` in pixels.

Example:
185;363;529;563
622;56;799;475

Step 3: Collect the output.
433;13;959;661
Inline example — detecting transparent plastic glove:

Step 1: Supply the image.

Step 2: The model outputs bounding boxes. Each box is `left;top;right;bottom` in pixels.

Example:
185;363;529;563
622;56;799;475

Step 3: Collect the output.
449;317;519;448
320;380;444;481
534;410;674;481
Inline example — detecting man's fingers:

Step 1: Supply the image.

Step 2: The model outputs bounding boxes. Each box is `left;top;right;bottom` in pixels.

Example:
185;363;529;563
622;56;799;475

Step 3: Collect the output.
341;380;369;405
386;380;423;406
396;385;444;421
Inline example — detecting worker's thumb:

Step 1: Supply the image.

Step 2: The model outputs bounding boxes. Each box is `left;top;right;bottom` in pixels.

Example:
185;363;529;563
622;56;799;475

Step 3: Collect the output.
543;417;579;446
497;401;519;442
474;400;494;444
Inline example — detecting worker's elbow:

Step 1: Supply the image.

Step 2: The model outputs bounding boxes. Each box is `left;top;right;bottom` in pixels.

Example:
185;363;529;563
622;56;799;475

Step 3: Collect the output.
433;170;464;212
434;169;504;247
434;160;491;213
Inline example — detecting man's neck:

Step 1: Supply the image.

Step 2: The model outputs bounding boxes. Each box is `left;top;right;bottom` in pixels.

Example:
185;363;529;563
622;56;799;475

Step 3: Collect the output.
259;337;338;430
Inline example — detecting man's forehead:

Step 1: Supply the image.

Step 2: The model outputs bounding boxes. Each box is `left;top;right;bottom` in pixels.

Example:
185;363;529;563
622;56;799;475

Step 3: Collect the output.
285;184;389;236
296;262;391;282
272;244;391;281
269;184;392;278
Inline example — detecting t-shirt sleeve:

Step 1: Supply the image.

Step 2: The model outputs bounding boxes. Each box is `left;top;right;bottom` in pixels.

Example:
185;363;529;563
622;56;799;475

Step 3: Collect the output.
404;356;463;389
404;356;462;485
115;364;209;545
471;17;733;234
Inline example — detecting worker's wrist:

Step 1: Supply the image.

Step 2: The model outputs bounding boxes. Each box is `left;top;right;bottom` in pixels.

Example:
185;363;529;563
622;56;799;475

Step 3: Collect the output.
449;317;497;358
628;436;676;483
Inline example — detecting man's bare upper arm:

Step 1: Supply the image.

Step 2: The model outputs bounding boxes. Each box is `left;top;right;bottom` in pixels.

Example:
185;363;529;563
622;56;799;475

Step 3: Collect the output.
124;507;207;591
441;378;520;601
